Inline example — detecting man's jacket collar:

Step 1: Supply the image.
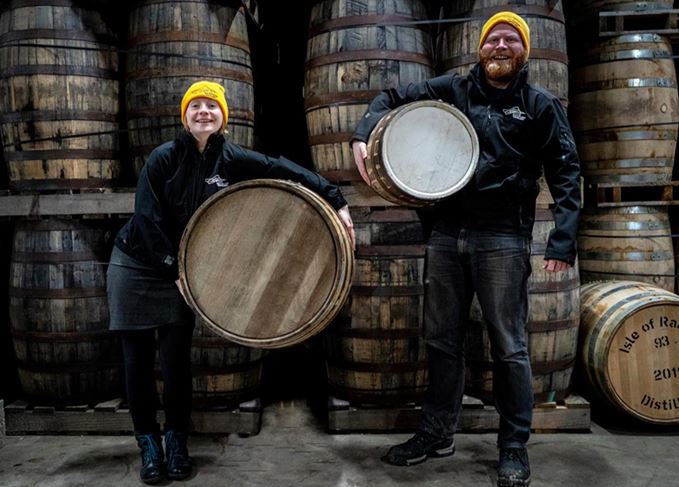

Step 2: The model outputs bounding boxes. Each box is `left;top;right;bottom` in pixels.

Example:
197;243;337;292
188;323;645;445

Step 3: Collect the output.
469;62;529;101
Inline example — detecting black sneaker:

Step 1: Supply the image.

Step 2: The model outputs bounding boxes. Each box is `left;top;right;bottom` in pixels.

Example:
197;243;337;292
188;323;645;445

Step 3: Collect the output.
497;447;531;487
381;431;455;466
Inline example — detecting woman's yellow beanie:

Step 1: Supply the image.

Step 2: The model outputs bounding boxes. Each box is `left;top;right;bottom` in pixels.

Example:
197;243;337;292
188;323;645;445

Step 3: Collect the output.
478;11;530;58
180;80;229;130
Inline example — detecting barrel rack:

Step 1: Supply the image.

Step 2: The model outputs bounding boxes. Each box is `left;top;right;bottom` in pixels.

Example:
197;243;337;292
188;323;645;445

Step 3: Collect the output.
598;8;679;39
586;181;679;208
0;398;262;436
327;395;591;434
0;184;392;218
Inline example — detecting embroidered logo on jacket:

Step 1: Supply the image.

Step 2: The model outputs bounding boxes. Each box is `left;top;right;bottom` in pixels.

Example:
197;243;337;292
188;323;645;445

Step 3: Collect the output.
503;106;527;121
205;175;229;187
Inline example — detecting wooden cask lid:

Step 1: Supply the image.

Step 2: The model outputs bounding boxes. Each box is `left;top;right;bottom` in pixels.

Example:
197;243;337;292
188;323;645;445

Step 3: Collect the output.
366;100;479;206
179;179;353;349
580;281;679;424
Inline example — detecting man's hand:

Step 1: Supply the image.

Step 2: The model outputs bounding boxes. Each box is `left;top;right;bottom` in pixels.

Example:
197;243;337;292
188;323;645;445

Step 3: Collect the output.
351;141;371;186
338;205;356;251
543;259;571;273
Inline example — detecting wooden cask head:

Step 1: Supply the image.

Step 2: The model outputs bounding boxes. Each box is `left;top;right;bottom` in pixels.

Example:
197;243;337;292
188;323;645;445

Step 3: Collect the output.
580;281;679;424
365;100;479;206
179;179;353;349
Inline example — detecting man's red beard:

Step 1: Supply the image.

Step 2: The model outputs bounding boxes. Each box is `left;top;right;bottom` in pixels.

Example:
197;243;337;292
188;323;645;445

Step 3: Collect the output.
480;51;527;82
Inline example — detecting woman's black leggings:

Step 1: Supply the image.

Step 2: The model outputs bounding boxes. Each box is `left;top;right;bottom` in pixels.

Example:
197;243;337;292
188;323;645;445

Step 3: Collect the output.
120;323;195;434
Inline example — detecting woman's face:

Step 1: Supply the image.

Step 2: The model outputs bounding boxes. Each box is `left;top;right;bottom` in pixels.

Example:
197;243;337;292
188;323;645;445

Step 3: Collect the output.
185;97;224;137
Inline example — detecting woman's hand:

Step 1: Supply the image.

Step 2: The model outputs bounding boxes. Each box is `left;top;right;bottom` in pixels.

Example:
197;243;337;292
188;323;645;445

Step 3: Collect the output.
175;278;189;304
543;259;571;273
338;205;356;250
351;141;371;186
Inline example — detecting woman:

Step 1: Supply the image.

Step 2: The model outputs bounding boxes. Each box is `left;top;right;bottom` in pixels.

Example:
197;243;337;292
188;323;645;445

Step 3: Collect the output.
107;80;354;484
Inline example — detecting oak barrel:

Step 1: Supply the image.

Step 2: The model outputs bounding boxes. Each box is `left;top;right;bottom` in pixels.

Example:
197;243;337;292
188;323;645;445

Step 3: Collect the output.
9;218;121;404
324;197;428;405
0;0;120;190
156;317;264;408
304;0;434;181
465;209;581;403
570;34;678;184
578;206;675;292
439;0;569;105
126;0;254;175
179;179;354;349
580;281;679;424
365;100;478;207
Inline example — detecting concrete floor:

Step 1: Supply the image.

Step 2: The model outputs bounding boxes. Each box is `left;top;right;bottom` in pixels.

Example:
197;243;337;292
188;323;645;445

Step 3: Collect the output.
1;400;679;487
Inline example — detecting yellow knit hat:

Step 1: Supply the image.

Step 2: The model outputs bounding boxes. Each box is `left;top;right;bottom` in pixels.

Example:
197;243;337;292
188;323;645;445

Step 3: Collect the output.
180;80;229;130
478;11;530;58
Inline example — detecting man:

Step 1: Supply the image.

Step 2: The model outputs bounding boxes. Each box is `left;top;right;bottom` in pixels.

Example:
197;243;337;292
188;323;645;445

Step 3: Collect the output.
350;11;580;487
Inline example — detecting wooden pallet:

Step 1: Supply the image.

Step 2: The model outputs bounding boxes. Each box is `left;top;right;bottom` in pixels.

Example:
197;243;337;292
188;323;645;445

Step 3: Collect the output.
1;397;262;436
599;9;679;38
327;394;590;433
586;181;679;208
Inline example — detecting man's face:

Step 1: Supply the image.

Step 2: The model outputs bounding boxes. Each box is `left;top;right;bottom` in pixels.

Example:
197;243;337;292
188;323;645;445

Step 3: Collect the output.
479;24;527;83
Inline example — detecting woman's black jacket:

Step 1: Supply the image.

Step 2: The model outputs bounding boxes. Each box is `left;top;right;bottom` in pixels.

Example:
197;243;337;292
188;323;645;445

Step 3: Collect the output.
115;131;347;279
352;63;581;265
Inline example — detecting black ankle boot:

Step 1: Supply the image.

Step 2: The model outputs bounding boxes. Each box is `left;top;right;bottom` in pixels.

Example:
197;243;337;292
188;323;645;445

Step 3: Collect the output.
165;430;193;480
135;433;164;485
497;447;531;487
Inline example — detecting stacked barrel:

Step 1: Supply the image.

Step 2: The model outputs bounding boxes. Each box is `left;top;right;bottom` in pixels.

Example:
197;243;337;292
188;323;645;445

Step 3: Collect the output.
0;1;122;404
571;31;678;290
569;1;678;291
567;1;679;424
304;0;435;406
0;1;121;190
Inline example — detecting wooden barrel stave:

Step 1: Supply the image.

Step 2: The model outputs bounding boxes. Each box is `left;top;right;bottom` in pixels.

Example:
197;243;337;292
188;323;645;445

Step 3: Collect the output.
0;2;120;190
9;218;121;404
305;0;434;178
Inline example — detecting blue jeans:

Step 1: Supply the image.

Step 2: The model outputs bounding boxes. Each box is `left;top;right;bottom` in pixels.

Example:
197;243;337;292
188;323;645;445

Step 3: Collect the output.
419;228;533;448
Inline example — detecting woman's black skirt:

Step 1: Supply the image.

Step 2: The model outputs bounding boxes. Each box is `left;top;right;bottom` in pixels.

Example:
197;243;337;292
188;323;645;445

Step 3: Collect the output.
106;246;193;331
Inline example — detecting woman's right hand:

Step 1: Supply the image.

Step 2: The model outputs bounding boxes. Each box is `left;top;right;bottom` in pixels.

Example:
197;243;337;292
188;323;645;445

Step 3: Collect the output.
352;141;371;186
175;278;188;304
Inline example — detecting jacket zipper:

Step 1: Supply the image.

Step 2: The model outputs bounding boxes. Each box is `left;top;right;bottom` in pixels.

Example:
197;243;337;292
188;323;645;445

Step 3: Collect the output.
192;147;208;214
484;105;492;145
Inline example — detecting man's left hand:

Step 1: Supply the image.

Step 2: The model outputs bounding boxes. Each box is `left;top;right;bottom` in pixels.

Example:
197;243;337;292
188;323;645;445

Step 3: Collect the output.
542;259;571;273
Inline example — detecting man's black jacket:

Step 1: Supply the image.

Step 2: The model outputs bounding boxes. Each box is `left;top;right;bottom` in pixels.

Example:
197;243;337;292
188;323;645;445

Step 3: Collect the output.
352;63;581;264
115;131;347;279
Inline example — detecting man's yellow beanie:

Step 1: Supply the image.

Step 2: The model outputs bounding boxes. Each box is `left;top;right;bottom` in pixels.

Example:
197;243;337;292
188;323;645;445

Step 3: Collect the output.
478;11;530;58
180;80;229;130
